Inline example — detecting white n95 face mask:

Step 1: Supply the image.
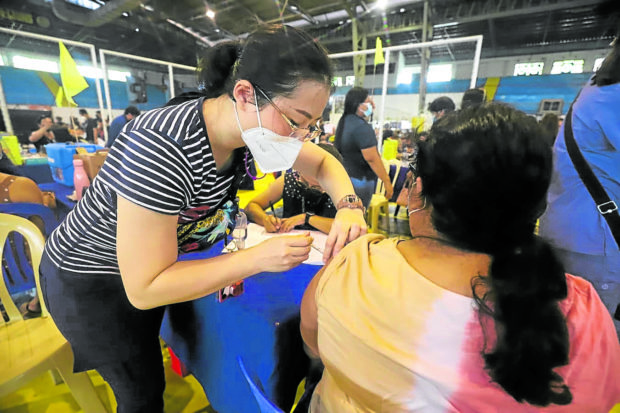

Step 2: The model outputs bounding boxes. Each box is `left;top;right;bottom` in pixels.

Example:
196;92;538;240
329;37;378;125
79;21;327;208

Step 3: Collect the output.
232;92;303;173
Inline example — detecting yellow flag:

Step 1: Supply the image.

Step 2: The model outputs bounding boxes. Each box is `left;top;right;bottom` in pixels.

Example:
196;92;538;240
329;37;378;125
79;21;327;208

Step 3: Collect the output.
56;41;88;107
374;37;385;66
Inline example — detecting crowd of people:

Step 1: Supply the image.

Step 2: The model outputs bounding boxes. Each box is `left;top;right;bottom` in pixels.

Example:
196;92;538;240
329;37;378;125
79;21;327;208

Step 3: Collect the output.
3;20;618;413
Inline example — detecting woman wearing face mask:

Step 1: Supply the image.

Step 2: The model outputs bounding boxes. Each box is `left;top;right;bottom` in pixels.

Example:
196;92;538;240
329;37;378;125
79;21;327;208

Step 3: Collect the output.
334;87;393;209
39;24;366;412
245;143;343;234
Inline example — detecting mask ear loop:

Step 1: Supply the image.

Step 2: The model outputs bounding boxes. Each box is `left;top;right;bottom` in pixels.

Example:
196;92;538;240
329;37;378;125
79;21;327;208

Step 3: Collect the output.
231;91;267;181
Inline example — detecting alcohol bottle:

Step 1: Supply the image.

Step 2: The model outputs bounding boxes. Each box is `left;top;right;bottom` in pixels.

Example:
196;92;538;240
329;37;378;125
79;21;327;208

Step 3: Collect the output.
73;159;90;200
232;199;247;251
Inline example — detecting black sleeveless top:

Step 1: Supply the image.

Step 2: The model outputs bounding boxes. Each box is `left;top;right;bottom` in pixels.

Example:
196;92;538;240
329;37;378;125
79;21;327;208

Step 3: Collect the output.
282;171;336;230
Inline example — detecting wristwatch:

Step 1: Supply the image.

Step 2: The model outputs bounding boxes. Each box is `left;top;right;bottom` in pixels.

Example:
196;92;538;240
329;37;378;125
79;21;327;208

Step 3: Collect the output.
305;211;315;227
336;194;366;214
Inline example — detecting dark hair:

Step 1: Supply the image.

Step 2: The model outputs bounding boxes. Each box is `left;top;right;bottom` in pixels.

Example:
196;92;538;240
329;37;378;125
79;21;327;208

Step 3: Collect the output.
334;87;369;152
417;103;571;406
428;96;455;113
539;113;560;147
124;106;140;116
592;34;620;85
36;114;52;125
195;24;332;106
78;109;88;116
317;142;344;165
461;88;485;110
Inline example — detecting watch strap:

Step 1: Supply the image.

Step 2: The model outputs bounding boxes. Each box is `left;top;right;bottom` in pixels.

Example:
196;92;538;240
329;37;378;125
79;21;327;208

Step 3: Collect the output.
305;212;314;226
336;194;365;213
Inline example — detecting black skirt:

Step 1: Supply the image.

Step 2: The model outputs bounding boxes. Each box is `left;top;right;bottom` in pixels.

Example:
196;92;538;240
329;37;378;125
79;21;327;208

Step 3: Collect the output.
39;251;165;372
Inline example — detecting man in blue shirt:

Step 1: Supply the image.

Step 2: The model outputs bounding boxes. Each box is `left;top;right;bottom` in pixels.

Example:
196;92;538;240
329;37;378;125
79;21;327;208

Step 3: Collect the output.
106;106;140;148
539;33;620;335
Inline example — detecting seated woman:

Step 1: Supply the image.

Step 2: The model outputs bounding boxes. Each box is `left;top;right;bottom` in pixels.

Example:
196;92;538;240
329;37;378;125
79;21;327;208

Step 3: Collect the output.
245;143;343;235
300;104;620;412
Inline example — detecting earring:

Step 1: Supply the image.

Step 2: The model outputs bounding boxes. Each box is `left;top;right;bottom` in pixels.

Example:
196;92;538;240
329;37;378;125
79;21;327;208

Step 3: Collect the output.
408;197;427;215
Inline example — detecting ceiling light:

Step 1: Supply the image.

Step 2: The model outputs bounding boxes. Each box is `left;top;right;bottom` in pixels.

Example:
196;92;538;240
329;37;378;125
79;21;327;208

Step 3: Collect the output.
400;8;405;13
289;5;298;11
135;27;140;32
122;12;129;17
215;28;220;32
433;21;458;28
339;20;344;24
377;0;387;9
206;9;215;19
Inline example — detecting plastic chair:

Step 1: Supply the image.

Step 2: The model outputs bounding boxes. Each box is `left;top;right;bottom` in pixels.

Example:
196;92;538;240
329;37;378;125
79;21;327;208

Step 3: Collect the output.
0;214;108;412
238;356;284;413
0;203;60;295
0;202;59;237
367;161;399;234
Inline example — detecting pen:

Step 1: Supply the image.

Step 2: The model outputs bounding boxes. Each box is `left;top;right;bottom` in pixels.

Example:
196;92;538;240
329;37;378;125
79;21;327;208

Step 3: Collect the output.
269;201;277;217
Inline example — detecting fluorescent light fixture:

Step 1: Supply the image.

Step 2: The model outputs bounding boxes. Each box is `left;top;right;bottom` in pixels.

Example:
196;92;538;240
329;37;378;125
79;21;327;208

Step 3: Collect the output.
135;27;140;32
376;0;387;9
290;5;298;11
433;21;458;28
12;55;58;73
122;12;129;17
206;9;215;19
400;8;406;12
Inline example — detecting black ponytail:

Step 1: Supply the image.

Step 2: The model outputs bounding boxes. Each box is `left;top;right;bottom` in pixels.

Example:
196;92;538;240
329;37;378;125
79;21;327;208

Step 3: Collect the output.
483;236;572;406
419;103;573;406
197;40;243;98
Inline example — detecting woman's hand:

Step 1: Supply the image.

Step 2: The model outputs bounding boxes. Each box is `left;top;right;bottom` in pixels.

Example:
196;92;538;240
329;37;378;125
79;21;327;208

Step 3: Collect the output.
323;208;366;262
279;214;305;233
252;233;313;272
384;180;394;200
263;215;282;233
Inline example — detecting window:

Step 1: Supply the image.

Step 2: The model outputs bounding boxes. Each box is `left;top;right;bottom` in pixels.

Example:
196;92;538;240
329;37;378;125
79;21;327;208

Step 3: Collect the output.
397;67;417;85
550;59;584;74
593;57;605;72
12;55;58;73
332;76;343;87
109;70;130;82
427;64;452;83
514;62;544;76
64;0;101;10
0;55;4;66
345;75;355;86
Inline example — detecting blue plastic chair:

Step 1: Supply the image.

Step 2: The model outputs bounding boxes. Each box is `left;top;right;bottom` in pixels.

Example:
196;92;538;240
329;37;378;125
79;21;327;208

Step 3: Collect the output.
238;356;284;413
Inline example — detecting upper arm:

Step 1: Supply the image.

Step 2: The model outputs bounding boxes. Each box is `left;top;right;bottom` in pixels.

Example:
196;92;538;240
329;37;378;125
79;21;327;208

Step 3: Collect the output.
246;175;285;210
361;146;381;162
300;265;327;358
116;195;179;306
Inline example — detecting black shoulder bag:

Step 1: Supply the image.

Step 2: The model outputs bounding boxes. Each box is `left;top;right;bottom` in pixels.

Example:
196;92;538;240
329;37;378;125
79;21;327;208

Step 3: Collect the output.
563;104;620;249
564;103;620;321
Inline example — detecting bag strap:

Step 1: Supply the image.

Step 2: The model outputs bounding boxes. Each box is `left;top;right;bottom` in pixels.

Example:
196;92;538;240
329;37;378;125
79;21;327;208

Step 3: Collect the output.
564;103;620;249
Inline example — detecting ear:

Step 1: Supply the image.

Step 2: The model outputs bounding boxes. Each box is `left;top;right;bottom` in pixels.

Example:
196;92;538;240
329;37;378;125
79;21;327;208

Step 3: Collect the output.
232;80;256;113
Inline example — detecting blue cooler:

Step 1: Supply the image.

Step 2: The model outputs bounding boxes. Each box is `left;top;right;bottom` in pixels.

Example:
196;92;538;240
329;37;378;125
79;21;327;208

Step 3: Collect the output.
45;143;102;186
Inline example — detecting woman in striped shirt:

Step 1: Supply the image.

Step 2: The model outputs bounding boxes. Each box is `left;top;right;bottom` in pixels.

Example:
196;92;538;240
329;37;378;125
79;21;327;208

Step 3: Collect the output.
40;24;366;412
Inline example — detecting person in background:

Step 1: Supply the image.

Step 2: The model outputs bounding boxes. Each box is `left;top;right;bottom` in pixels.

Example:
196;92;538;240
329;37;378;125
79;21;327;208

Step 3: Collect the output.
245;143;343;234
28;115;55;152
106;106;141;148
428;96;455;121
78;109;98;143
539;26;620;335
55;116;68;128
334;87;393;208
461;88;486;109
539;112;560;147
40;24;367;412
301;103;620;412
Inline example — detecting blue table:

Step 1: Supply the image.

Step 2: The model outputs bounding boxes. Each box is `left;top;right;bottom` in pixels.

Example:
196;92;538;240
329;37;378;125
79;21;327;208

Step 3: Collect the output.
160;241;320;413
38;182;76;211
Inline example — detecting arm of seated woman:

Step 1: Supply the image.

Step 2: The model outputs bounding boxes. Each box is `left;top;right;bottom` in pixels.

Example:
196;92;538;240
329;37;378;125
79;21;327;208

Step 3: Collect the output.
244;175;284;233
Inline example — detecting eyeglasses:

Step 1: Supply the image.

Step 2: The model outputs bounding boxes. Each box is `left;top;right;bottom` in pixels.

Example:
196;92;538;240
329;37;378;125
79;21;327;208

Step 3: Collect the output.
254;85;322;142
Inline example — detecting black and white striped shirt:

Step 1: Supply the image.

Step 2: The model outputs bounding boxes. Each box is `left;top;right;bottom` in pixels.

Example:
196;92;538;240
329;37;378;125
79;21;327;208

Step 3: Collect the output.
45;98;241;276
